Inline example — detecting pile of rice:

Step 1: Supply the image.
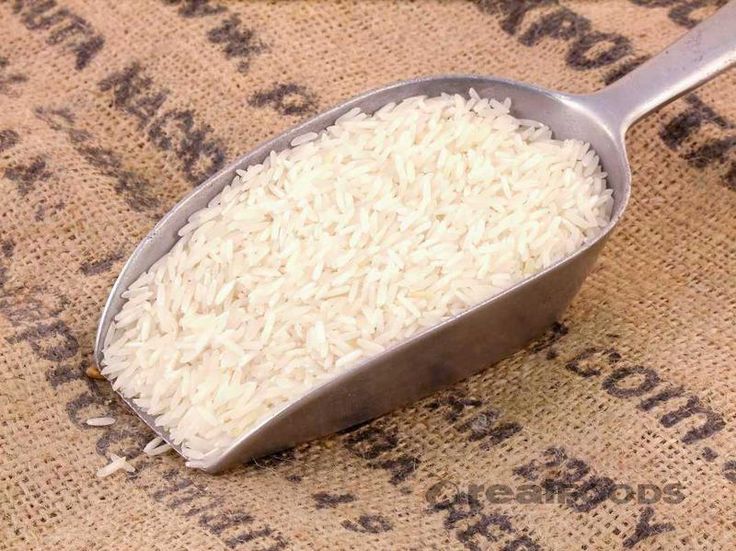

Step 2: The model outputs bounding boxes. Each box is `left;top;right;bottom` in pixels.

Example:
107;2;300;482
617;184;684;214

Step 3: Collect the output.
101;90;612;466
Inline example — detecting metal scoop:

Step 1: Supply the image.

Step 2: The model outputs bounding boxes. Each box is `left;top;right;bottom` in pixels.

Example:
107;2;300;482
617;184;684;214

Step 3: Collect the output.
94;4;736;473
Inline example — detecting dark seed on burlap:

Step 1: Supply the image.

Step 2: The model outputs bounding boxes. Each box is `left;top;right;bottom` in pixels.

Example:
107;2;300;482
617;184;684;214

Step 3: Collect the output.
1;1;734;550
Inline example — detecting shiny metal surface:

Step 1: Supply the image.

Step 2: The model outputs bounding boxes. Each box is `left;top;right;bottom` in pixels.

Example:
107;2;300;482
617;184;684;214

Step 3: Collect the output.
94;3;736;472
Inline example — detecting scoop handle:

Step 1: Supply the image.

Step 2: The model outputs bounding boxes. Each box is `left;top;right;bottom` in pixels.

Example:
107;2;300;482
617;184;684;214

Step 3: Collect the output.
588;0;736;134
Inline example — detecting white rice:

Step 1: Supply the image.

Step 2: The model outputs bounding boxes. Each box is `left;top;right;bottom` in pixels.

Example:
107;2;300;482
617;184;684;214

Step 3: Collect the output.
101;90;613;462
96;453;135;477
143;436;164;453
147;443;173;457
86;416;115;426
143;436;173;456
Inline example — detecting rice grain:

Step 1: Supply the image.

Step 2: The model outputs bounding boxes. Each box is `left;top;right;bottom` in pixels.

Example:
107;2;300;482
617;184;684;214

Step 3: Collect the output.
86;417;115;427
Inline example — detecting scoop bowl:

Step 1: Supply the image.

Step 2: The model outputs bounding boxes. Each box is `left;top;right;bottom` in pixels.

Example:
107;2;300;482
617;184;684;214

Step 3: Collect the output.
94;3;736;472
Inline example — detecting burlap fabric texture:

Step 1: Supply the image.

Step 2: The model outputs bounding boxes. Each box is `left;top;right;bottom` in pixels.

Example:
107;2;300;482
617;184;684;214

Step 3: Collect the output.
2;1;735;549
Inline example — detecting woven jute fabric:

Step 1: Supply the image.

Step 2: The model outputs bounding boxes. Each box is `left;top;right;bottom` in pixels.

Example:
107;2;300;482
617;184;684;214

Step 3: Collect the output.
2;1;735;549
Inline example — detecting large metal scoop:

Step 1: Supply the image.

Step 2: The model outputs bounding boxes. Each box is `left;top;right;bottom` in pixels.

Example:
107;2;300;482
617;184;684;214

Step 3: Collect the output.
94;3;736;473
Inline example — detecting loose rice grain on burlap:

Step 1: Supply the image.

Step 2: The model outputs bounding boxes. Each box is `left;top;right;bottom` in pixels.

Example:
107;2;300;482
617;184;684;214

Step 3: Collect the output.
1;1;734;550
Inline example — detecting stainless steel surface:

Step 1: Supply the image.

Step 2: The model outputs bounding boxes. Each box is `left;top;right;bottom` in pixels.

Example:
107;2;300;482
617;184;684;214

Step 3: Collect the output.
94;2;736;473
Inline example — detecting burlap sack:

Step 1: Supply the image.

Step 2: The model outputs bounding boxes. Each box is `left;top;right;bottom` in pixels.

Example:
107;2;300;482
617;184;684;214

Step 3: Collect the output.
2;1;734;549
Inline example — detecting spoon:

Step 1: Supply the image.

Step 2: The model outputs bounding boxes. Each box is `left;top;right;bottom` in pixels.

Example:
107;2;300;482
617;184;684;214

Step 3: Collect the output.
94;3;736;473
